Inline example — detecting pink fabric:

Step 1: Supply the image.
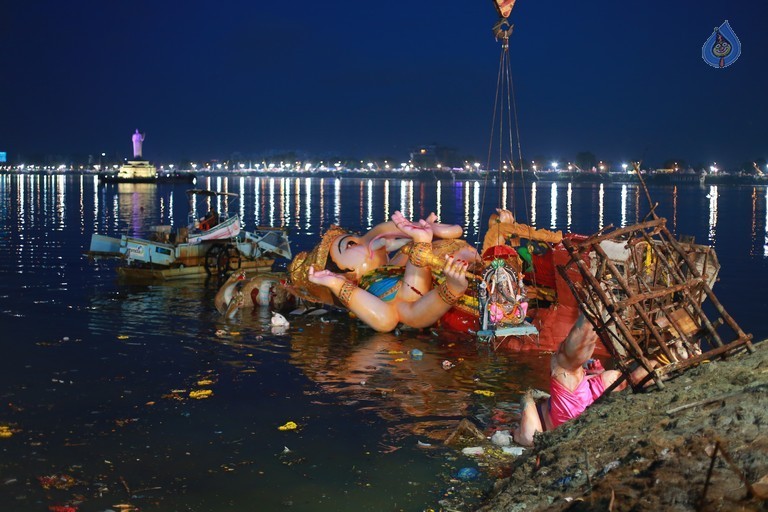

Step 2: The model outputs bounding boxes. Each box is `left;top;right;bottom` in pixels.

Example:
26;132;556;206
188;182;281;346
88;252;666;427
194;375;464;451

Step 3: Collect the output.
548;373;605;428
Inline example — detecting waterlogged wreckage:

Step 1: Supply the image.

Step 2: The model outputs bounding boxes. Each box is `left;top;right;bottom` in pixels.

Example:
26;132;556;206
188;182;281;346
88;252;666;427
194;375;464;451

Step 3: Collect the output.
87;189;292;280
554;215;754;390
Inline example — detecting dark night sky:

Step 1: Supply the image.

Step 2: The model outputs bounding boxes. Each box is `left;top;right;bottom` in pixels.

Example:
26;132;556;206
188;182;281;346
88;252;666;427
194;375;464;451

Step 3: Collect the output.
1;1;766;168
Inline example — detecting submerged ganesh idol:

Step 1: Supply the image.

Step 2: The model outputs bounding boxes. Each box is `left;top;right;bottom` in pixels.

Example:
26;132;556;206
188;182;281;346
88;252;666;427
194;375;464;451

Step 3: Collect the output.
287;210;562;335
287;211;478;332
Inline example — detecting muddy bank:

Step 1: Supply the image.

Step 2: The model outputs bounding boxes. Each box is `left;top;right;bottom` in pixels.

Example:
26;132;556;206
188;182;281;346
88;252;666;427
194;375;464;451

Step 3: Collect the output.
477;342;768;511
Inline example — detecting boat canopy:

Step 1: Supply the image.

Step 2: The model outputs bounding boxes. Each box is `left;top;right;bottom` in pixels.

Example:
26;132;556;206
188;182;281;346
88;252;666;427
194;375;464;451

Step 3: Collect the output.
186;189;239;198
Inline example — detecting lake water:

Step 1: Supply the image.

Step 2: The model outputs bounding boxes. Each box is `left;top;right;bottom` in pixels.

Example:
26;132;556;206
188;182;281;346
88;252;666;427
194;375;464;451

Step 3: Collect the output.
1;173;766;511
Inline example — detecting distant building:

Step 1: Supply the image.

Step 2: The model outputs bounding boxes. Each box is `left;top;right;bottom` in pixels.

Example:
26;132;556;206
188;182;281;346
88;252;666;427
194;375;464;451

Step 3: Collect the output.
409;145;461;170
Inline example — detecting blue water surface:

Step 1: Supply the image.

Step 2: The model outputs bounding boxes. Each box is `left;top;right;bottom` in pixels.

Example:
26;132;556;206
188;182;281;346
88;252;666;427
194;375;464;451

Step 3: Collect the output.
0;174;765;511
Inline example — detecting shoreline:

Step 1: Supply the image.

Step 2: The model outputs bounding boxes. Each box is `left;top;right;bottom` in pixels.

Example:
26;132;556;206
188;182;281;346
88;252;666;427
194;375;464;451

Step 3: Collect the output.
476;341;767;511
2;169;766;186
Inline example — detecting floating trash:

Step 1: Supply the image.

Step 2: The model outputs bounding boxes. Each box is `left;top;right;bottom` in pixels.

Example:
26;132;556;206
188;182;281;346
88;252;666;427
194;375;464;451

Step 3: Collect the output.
271;312;289;327
502;446;525;456
456;467;479;481
189;389;213;400
38;474;76;490
410;349;423;360
490;430;512;446
461;446;484;456
442;360;455;370
278;421;298;431
48;505;78;512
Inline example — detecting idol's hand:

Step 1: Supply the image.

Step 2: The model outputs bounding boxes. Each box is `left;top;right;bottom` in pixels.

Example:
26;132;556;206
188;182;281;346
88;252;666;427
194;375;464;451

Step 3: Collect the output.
308;266;346;289
496;208;516;224
442;255;469;294
392;210;433;243
424;212;464;239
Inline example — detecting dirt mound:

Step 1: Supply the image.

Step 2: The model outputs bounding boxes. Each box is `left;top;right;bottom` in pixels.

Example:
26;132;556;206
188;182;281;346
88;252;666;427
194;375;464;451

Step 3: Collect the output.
478;342;768;511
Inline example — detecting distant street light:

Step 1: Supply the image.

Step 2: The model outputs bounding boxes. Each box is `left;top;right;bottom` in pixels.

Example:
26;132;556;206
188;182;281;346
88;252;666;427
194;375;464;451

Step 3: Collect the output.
552;161;558;171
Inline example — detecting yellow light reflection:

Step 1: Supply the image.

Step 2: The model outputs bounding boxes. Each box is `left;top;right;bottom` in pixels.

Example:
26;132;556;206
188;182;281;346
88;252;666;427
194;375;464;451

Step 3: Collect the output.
334;178;341;225
366;179;373;230
399;180;407;218
566;182;572;232
319;178;325;232
304;177;312;231
254;177;262;226
502;181;508;212
472;181;481;234
464;182;470;232
620;185;628;227
764;188;768;257
708;185;718;245
598;183;604;230
269;177;276;227
384;180;390;220
549;182;558;230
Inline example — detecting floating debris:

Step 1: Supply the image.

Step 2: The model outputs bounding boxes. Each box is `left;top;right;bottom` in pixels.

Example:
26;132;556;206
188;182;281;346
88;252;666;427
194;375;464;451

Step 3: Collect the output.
490;430;513;446
271;312;289;327
38;474;76;490
189;389;213;400
278;421;298;431
456;467;480;481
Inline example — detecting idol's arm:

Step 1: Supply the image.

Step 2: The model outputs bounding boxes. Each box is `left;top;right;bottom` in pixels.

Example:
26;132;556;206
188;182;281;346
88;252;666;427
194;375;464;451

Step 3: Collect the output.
396;256;469;328
308;267;401;332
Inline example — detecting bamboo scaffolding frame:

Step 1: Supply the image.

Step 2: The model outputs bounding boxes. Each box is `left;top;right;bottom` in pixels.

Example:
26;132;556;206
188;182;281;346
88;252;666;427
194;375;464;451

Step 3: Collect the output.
557;217;753;391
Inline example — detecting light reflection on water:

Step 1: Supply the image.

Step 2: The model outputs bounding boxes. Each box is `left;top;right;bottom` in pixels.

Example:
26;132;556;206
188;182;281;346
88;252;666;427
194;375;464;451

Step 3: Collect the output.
1;173;767;511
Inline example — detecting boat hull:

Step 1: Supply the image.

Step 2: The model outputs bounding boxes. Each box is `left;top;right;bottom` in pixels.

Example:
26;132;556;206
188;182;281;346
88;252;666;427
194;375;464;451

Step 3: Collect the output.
116;258;275;281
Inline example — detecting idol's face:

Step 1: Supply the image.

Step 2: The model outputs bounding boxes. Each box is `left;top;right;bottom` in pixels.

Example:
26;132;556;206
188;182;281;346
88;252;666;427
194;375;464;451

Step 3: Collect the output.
329;234;388;276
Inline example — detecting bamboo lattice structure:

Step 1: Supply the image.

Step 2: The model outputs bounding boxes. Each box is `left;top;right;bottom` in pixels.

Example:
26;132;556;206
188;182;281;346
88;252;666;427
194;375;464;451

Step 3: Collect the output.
557;216;754;391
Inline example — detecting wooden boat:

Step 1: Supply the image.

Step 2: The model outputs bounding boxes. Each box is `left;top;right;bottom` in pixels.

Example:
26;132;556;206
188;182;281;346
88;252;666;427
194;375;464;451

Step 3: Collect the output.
86;189;291;281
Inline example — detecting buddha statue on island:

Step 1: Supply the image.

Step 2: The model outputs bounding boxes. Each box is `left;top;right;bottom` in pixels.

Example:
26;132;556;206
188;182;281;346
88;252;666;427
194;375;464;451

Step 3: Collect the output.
131;129;145;159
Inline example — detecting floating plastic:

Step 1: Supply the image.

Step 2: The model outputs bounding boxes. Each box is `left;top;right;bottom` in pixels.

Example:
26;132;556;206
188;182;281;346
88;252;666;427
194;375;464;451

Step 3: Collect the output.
456;467;479;481
271;312;289;327
461;446;484;456
410;349;423;360
502;446;525;456
278;421;298;431
490;430;512;446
